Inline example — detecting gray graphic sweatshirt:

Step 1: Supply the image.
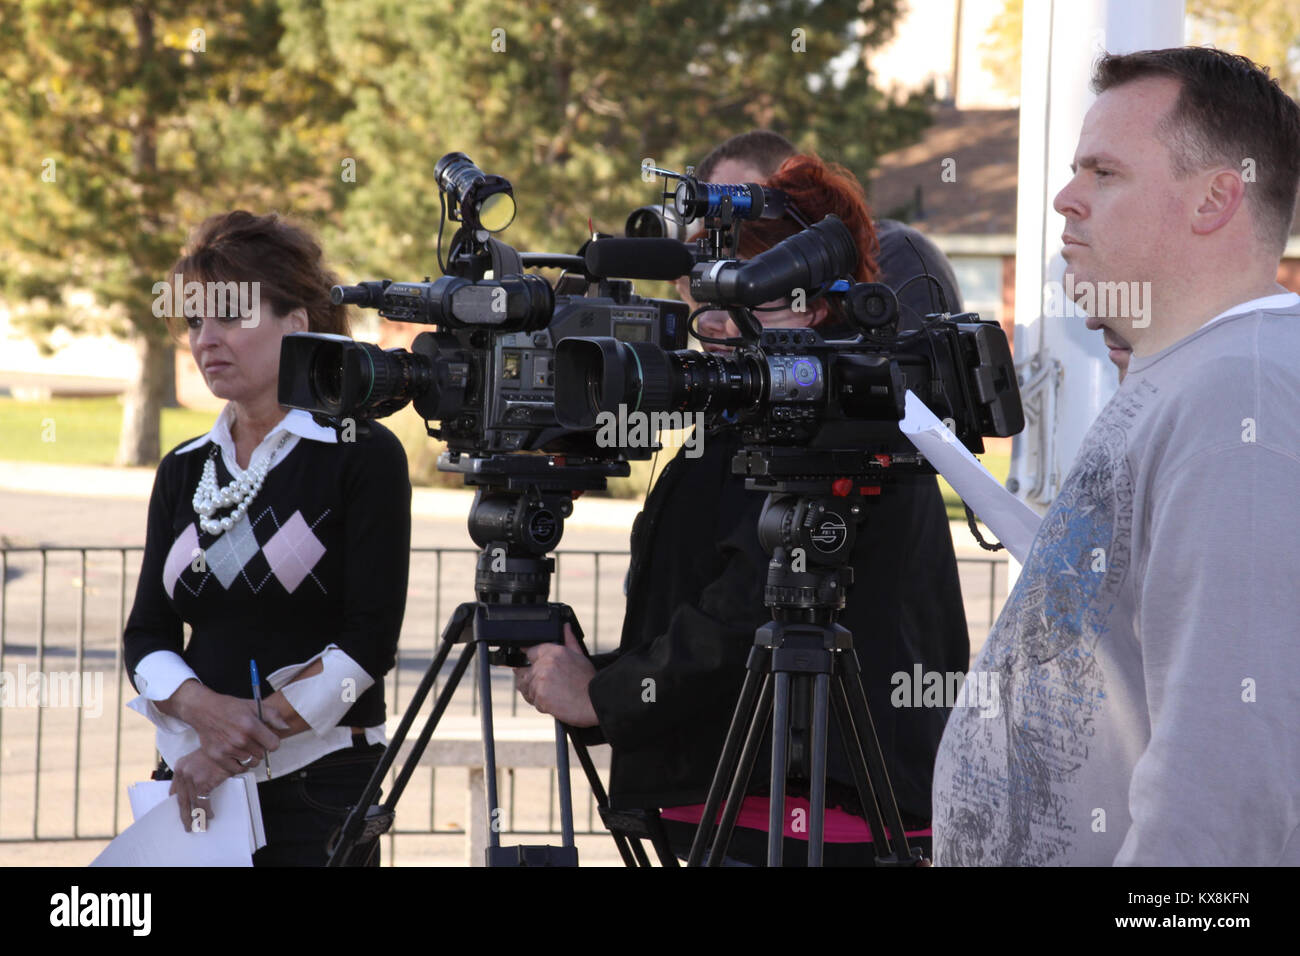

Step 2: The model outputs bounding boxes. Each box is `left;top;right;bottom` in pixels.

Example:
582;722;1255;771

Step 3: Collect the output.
932;300;1300;865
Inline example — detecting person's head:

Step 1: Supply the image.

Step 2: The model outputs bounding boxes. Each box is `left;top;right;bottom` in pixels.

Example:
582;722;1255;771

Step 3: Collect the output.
695;130;797;184
679;150;880;351
165;210;351;409
1053;47;1300;370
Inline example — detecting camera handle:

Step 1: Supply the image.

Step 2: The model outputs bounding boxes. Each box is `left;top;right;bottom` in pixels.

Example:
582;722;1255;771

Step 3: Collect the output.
686;491;927;867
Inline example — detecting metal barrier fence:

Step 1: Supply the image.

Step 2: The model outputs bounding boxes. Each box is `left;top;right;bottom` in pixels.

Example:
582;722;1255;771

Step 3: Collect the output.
0;545;1007;864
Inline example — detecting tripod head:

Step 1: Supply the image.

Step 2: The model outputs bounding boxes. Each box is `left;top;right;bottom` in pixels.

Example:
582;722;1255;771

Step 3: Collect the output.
735;443;922;620
438;452;622;665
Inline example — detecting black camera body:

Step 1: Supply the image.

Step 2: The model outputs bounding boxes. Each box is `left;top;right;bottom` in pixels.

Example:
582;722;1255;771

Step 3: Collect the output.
556;311;1020;482
409;279;689;455
554;211;1023;486
278;249;688;458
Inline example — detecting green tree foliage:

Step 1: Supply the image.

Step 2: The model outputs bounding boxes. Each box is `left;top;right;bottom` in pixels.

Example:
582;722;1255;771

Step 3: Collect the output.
0;1;350;464
1;0;932;471
292;0;933;277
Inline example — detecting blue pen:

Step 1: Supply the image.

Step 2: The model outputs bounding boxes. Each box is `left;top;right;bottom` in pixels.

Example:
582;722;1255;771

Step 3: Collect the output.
250;659;271;779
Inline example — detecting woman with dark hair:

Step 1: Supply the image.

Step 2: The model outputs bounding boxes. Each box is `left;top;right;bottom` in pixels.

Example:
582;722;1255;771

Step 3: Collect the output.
515;151;969;865
123;210;411;866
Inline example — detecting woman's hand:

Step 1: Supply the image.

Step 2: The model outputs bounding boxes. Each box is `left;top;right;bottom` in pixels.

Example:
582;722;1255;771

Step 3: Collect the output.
169;749;232;831
162;679;281;773
254;692;308;738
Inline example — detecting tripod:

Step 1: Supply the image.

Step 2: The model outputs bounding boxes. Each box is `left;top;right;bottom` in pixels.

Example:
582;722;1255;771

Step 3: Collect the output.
327;454;656;867
687;487;927;867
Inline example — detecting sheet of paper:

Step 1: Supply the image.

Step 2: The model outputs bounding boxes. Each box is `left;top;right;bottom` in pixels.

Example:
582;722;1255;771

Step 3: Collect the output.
898;390;1042;564
128;781;172;821
92;772;265;867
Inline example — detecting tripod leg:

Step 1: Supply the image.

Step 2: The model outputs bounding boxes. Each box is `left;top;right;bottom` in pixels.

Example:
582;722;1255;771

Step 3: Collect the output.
841;660;916;861
706;673;775;867
327;633;466;866
569;739;650;867
687;650;768;867
808;671;830;867
554;721;575;849
644;812;681;868
478;641;503;854
829;676;891;854
767;671;793;867
385;641;475;808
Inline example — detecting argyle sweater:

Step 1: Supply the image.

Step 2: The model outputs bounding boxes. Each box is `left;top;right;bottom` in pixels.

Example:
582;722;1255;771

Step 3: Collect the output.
123;422;411;728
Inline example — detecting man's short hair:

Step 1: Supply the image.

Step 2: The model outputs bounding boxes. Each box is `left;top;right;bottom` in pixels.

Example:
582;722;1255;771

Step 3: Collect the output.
696;130;797;182
1092;47;1300;250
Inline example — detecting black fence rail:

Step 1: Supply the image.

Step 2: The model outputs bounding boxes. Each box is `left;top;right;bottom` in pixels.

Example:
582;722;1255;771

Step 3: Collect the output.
0;545;1007;864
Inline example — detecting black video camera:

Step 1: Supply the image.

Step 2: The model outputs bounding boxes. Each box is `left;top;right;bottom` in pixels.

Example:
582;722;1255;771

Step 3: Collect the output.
277;153;689;459
554;211;1024;485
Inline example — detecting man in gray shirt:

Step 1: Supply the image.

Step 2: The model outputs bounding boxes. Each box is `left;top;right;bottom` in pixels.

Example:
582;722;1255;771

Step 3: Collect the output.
932;47;1300;865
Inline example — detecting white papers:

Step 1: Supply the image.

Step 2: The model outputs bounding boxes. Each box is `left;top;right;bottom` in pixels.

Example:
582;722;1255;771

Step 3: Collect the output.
127;781;171;821
92;772;266;867
898;390;1042;564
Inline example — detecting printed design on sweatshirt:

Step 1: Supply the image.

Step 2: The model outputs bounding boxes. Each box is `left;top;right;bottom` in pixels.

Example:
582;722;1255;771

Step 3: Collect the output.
934;381;1153;865
161;506;332;598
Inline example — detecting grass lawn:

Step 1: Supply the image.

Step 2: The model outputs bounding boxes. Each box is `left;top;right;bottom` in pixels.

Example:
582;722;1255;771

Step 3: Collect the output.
0;396;216;466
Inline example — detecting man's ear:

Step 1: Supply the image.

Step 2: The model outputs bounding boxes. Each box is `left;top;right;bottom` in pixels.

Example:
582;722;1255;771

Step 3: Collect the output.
288;306;310;334
1191;167;1248;237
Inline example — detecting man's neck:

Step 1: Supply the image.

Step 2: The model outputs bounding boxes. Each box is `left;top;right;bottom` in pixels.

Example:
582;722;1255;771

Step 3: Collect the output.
1136;275;1289;357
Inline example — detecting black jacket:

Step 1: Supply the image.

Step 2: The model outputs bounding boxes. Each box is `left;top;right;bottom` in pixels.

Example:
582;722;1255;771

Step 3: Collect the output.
576;219;971;822
581;426;968;822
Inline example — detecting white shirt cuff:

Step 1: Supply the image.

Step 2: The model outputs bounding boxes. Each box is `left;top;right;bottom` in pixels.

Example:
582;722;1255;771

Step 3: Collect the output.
134;650;200;702
128;651;201;735
271;646;375;737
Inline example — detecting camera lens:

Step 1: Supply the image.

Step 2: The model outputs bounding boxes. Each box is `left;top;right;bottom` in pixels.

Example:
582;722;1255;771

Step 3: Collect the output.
555;337;765;428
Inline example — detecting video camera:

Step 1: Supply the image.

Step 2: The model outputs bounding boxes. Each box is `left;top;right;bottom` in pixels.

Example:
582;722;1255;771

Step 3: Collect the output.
554;166;1024;488
276;153;689;459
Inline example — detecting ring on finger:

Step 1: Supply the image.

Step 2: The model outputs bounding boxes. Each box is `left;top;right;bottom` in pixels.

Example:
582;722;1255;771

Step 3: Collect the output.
196;794;211;801
239;755;255;767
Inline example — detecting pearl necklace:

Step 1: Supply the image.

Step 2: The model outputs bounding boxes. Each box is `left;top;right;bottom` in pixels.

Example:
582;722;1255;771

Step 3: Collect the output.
192;432;290;536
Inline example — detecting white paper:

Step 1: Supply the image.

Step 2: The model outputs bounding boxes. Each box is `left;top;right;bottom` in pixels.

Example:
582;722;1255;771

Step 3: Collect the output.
899;390;1041;564
93;772;265;867
128;780;177;821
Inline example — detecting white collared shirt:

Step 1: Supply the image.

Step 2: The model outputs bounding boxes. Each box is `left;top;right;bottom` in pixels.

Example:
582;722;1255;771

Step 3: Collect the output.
129;404;386;780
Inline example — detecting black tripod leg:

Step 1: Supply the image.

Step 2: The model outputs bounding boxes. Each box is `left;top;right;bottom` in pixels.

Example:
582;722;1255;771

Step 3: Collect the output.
767;671;793;867
569;738;650;867
829;676;892;854
326;633;466;866
644;811;681;868
554;720;575;849
385;641;475;809
477;640;502;855
687;649;768;867
808;671;831;867
833;670;917;863
706;672;775;867
840;658;915;861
